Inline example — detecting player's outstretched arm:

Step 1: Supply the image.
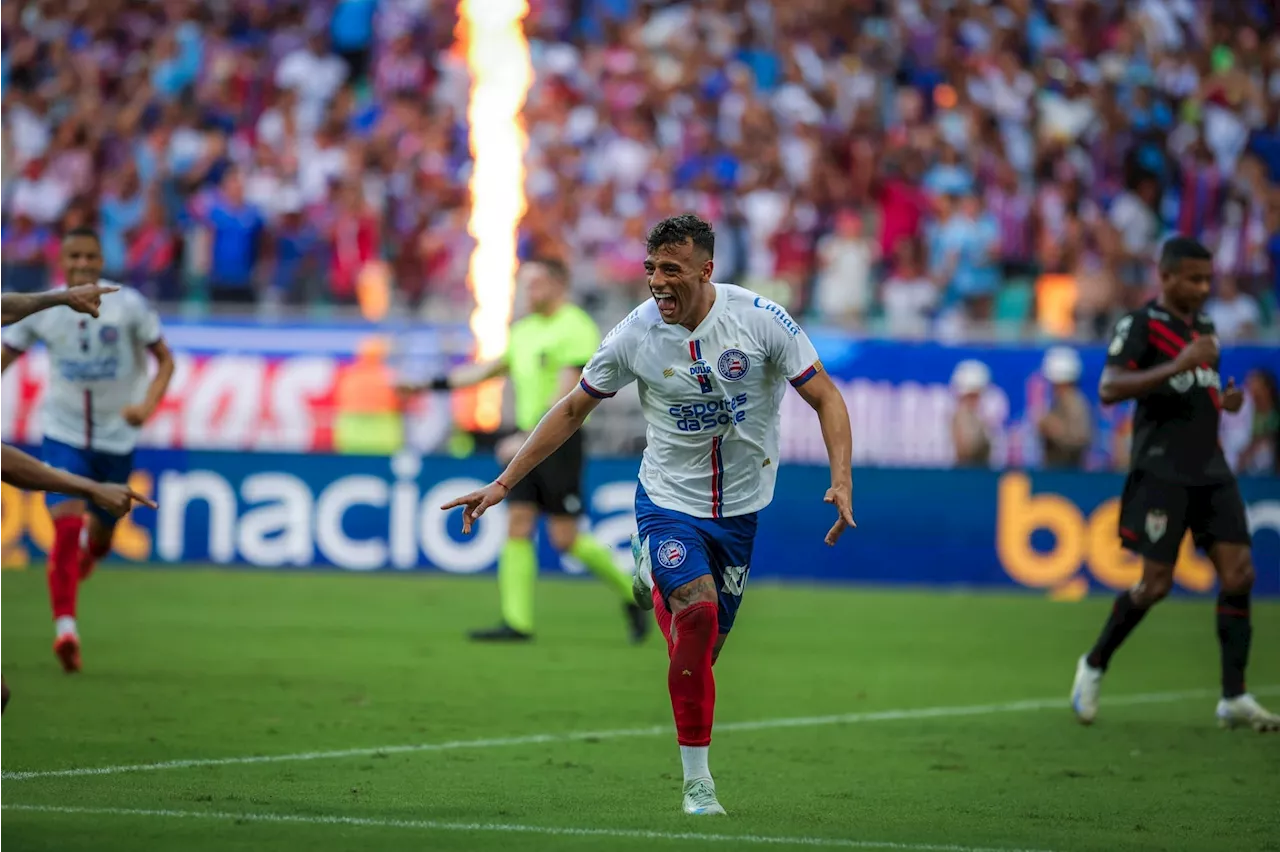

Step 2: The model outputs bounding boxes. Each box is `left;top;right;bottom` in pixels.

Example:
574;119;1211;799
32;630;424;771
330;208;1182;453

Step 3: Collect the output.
441;385;604;533
0;444;156;516
122;339;176;427
1099;335;1217;405
397;360;509;396
794;368;856;545
1;284;120;326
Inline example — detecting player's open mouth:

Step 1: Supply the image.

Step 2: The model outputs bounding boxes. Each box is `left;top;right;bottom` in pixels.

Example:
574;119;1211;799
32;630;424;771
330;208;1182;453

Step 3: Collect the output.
652;292;677;318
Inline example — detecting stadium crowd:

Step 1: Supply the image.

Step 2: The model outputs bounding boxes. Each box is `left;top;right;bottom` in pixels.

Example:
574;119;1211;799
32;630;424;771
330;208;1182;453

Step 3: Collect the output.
3;0;1280;339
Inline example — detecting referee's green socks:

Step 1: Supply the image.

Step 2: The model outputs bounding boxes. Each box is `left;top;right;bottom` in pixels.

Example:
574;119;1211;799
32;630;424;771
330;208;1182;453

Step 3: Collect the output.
570;534;634;602
498;539;537;634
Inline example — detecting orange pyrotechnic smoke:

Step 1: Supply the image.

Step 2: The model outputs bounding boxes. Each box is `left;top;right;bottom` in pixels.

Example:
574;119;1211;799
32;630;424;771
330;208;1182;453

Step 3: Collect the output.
457;0;532;432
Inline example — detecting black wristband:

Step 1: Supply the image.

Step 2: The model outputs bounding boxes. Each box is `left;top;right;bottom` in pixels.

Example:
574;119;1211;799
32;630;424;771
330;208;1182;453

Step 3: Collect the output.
429;377;451;391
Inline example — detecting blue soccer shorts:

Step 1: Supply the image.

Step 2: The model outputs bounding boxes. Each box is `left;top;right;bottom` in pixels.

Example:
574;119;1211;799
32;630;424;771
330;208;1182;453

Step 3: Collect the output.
42;438;135;527
635;483;758;635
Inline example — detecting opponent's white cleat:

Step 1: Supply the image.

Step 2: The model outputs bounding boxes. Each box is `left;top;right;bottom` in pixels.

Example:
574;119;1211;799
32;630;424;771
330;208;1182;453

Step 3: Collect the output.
630;534;654;611
1216;694;1280;732
682;778;726;816
1071;655;1103;725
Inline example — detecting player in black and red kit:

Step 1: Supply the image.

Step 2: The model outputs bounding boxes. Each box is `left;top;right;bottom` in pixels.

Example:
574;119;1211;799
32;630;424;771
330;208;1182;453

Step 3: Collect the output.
1071;237;1279;732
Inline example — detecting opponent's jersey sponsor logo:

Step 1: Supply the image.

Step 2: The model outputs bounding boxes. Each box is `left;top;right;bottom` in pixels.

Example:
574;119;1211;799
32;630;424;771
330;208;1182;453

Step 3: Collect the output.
1169;366;1219;394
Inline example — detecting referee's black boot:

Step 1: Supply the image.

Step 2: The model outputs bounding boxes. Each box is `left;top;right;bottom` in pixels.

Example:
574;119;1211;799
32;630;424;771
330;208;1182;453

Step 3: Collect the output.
468;623;534;642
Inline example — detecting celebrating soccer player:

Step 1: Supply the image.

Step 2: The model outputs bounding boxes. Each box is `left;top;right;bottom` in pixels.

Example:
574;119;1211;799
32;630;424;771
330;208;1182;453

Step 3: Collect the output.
443;215;856;814
1071;236;1279;732
1;227;174;674
401;259;648;643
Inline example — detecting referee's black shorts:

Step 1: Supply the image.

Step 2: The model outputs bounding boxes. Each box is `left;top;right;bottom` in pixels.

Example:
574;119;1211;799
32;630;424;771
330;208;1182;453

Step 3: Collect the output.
508;431;585;516
1117;470;1252;565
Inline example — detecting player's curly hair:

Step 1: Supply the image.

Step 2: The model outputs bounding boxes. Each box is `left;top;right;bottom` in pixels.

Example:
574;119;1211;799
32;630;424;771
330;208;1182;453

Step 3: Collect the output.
646;214;715;259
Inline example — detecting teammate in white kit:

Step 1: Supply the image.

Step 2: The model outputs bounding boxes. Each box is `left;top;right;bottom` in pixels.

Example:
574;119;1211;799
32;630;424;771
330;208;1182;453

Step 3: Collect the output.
2;228;175;673
443;215;855;816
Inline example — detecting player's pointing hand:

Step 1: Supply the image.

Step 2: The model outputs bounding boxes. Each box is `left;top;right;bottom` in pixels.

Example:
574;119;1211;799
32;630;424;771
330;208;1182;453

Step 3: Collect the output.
63;283;120;318
88;483;158;518
441;480;512;535
822;483;856;546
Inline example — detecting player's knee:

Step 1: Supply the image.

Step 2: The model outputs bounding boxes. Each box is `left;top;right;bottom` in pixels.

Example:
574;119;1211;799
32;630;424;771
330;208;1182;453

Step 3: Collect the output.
1221;557;1255;594
1134;565;1175;605
546;524;578;553
668;576;717;612
506;508;537;540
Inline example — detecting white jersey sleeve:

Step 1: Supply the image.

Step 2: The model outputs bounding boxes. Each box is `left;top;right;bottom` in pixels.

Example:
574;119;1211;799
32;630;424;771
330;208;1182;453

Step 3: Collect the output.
2;309;47;353
578;304;652;399
751;295;821;386
130;290;164;346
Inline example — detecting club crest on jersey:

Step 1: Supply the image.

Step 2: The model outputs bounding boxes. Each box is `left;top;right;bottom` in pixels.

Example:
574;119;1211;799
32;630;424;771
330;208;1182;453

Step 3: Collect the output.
717;349;751;382
1145;510;1167;543
98;325;119;346
656;539;687;569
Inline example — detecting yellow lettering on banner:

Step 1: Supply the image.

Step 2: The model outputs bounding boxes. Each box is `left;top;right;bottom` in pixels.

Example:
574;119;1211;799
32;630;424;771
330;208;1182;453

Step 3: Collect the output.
1085;499;1143;590
27;489;53;553
1;483;30;568
996;473;1084;588
112;471;154;561
998;472;1223;596
1174;535;1215;592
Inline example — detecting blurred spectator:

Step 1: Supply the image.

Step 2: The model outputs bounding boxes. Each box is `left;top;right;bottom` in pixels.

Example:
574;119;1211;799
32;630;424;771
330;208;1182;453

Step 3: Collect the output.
881;238;937;338
192;169;266;304
1205;275;1262;341
0;0;1277;336
1238;369;1279;476
1;213;55;293
1037;347;1093;470
814;209;875;326
951;360;993;468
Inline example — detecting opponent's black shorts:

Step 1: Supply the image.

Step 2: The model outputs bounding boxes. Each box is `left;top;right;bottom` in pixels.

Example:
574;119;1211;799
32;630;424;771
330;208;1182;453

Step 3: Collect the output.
508;431;585;516
1118;470;1252;565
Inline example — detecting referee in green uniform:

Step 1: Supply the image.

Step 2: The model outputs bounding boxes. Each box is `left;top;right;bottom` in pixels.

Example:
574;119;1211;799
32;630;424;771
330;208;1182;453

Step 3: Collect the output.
401;259;648;643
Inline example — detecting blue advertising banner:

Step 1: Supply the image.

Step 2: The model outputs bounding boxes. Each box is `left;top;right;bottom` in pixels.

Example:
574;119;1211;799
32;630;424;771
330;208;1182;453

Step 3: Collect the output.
3;452;1277;597
778;336;1280;470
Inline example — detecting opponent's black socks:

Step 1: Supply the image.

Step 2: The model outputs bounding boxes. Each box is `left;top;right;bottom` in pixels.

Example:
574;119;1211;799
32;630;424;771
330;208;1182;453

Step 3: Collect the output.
1216;592;1251;699
1086;591;1150;671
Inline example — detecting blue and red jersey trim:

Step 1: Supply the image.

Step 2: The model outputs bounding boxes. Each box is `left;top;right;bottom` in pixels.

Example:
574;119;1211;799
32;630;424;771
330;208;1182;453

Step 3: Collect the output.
579;378;615;399
789;362;820;388
689;339;713;393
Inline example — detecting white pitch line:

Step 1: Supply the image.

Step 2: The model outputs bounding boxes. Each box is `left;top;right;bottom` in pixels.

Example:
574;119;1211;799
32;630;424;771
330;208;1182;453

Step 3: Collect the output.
4;685;1274;783
0;804;1057;852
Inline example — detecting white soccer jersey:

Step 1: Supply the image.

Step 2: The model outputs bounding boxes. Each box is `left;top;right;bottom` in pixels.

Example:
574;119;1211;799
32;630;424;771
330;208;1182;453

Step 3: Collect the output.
580;283;820;519
2;283;163;455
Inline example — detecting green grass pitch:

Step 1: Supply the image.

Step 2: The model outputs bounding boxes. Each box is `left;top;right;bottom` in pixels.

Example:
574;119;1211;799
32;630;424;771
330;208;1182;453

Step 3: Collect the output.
2;567;1278;852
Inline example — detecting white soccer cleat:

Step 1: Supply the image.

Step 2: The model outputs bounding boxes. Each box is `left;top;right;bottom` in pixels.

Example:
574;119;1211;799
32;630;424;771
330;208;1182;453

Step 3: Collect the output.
630;534;654;611
1216;694;1280;732
682;778;726;816
1071;655;1103;725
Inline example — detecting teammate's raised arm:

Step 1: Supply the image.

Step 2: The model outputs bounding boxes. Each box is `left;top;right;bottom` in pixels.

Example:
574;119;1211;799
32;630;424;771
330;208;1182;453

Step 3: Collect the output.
397;359;509;396
0;283;120;327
